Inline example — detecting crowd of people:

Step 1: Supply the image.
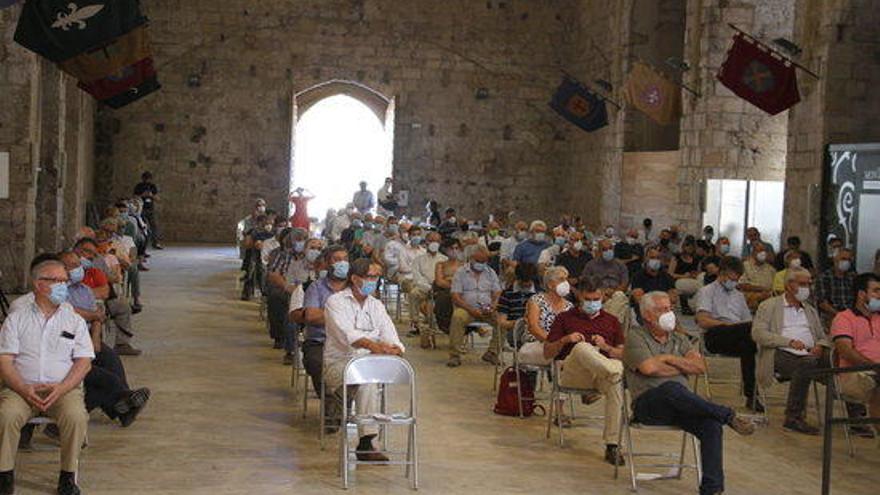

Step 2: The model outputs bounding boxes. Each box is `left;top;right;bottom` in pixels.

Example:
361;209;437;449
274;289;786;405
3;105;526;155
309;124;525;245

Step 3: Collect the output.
0;184;158;495
237;185;880;495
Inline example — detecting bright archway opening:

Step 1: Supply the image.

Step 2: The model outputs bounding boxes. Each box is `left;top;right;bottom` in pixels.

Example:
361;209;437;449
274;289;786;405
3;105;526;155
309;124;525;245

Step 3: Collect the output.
291;93;393;225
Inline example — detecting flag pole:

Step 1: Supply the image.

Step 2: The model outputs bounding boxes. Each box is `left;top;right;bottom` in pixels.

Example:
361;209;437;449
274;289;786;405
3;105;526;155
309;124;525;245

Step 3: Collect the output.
728;23;821;80
559;70;622;109
637;58;702;98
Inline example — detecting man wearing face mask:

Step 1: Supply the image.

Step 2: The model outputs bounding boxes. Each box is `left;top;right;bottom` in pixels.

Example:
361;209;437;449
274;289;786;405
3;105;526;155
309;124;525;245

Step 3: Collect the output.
537;227;568;270
625;291;755;495
398;228;427;332
831;273;880;426
581;239;631;330
817;247;856;322
739;243;775;311
752;268;829;434
297;246;349;419
772;251;804;293
500;221;529;285
438;208;459;239
742;227;775;260
614;228;644;277
544;278;626;466
775;236;814;272
631;248;677;308
695;256;763;412
381;221;406;281
512;220;551;266
240;214;275;301
0;258;93;495
323;259;405;461
409;232;448;348
556;231;593;286
266;228;311;350
639;218;655;244
448;245;502;368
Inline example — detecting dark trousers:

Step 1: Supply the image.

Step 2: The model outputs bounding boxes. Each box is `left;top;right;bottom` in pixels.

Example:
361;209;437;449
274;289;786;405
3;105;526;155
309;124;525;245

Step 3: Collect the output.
143;208;160;246
267;292;290;344
773;349;829;419
704;323;757;399
432;285;452;333
633;381;734;495
302;340;324;393
84;344;130;419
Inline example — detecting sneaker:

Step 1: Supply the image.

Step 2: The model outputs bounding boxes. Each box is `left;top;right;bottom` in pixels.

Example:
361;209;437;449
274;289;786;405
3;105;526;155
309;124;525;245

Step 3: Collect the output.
18;424;35;450
138;263;150;272
728;415;756;436
481;351;501;366
130;304;143;315
356;451;390;462
604;444;625;466
114;343;143;356
783;418;820;435
580;391;602;406
282;353;294;366
446;356;462;368
0;470;12;495
153;244;165;250
119;388;151;427
57;470;80;495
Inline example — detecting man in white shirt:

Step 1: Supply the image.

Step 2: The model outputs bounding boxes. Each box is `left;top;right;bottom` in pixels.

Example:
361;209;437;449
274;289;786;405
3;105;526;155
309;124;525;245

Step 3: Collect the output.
381;224;406;280
403;232;446;345
499;221;528;285
752;268;829;434
352;181;375;214
0;259;93;495
323;259;405;461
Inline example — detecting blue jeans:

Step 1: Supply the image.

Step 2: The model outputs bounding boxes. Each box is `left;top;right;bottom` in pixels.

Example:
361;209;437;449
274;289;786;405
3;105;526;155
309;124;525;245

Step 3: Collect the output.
632;381;734;495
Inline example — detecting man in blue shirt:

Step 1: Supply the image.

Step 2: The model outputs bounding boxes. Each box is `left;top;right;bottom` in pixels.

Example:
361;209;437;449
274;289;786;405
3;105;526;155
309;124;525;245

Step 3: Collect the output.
512;220;551;265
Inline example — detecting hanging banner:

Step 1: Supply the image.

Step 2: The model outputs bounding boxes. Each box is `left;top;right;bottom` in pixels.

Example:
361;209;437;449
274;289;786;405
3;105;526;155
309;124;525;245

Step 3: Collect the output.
624;62;681;125
717;33;800;115
548;76;609;132
59;24;151;82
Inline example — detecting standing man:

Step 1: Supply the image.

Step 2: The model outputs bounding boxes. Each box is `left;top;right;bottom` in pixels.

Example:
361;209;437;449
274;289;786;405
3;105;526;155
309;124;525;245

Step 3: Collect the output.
133;171;162;250
352;181;375;214
0;258;93;495
377;177;398;215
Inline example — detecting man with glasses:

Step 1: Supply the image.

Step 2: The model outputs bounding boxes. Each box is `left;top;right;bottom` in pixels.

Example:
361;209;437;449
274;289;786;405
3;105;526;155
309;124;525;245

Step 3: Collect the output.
0;257;93;495
323;259;405;462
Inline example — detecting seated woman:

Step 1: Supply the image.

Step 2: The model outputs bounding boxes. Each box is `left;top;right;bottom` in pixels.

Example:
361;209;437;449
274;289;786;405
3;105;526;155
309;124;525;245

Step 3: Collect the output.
668;237;701;315
432;238;463;334
519;266;573;365
495;262;539;349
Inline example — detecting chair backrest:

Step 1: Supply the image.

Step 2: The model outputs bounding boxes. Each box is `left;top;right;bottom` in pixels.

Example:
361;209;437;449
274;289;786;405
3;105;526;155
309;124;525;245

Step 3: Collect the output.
511;318;528;347
344;355;414;386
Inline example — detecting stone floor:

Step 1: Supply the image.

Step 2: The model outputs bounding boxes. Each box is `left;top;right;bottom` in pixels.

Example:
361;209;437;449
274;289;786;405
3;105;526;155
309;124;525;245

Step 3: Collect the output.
10;245;880;494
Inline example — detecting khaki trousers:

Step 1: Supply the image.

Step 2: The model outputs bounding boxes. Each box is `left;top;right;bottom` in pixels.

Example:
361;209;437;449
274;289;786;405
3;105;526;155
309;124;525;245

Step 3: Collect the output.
0;387;88;472
602;291;631;336
401;280;431;327
449;308;497;358
323;358;380;437
558;343;624;445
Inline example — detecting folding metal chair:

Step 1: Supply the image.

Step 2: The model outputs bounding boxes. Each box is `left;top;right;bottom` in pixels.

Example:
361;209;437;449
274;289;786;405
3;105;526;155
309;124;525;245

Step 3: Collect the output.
689;327;742;399
754;372;823;427
829;347;857;457
614;383;702;492
545;359;604;447
339;355;418;490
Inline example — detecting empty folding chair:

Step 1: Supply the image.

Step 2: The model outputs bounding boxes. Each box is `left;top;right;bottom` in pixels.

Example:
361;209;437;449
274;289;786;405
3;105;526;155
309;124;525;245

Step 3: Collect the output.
338;355;418;490
614;385;702;493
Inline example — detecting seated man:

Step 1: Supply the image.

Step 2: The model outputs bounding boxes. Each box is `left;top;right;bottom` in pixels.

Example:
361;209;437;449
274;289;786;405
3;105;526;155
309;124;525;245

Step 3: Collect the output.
624;291;755;495
266;228;310;353
555;232;592;286
448;245;502;368
831;273;880;427
630;247;677;307
752;267;829;434
543;279;625;466
407;232;447;347
0;258;93;495
614;228;643;277
817;248;856;322
695;256;762;412
512;220;551;266
774;235;814;272
739;243;775;310
323;259;405;461
581;238;630;329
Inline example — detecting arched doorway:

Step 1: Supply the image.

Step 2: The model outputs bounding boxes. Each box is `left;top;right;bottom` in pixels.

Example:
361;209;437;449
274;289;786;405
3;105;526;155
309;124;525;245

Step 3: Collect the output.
290;80;394;225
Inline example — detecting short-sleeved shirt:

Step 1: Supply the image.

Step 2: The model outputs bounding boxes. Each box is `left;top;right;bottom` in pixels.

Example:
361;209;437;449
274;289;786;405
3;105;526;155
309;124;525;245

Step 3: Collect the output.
134;181;158;210
67;283;97;312
451;265;502;309
288;284;305;314
741;260;775;290
631;269;675;294
623;325;693;400
513;240;551;264
547;308;623;361
555;251;592;278
302;277;343;343
581;258;629;289
696;280;752;323
497;287;535;322
817;269;856;312
830;308;880;366
82;267;108;290
0;300;95;385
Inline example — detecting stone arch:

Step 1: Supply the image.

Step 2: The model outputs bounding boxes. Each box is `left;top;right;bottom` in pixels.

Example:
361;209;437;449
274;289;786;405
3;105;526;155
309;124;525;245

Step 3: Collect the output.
294;79;392;125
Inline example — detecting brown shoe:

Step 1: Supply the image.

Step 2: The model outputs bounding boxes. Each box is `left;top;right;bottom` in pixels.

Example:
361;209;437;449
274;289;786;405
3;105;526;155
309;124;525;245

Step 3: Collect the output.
728;414;755;436
356;451;390;462
114;343;143;356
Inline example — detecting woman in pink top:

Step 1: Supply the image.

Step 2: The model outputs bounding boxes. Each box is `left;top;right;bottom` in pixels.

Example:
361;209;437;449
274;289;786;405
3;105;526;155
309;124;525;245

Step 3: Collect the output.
289;187;315;230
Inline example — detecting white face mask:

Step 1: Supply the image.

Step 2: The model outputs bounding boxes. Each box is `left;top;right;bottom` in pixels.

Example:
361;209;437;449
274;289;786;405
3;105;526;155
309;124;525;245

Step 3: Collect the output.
756;252;767;263
658;311;676;333
789;258;802;269
572;241;584;252
795;286;811;302
427;242;440;253
555;280;571;298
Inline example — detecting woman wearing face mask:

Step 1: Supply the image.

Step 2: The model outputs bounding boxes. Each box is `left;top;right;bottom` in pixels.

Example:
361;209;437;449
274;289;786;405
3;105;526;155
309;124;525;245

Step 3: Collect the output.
772;251;804;294
432;239;464;333
517;266;573;366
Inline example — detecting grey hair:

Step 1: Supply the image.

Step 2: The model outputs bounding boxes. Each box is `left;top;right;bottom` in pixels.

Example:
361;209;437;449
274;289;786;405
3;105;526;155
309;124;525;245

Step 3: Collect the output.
543;266;569;287
529;220;547;231
463;244;488;260
639;291;671;319
785;267;811;284
30;260;66;284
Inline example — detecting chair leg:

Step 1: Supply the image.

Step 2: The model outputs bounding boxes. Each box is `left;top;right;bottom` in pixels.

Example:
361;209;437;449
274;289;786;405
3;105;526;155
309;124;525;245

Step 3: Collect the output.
412;423;420;490
624;420;638;492
691;435;702;488
319;382;326;450
545;389;555;439
302;375;309;419
341;421;349;489
812;382;822;425
837;395;855;457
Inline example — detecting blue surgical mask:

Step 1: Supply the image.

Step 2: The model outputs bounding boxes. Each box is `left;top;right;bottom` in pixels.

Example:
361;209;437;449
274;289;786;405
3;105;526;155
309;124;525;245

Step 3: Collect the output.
837;260;851;272
332;260;350;279
602;249;615;261
581;300;602;315
318;269;328;279
305;249;320;262
411;237;423;246
80;258;93;269
869;297;880;313
647;259;662;271
49;283;69;305
428;242;440;253
68;266;85;285
722;279;738;291
533;233;546;242
293;241;305;253
554;236;566;246
515;231;528;241
719;244;730;254
471;262;487;272
359;280;378;297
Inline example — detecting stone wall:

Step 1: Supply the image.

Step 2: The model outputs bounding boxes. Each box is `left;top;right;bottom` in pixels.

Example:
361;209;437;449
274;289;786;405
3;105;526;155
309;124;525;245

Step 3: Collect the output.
0;5;96;291
620;150;681;229
96;0;594;242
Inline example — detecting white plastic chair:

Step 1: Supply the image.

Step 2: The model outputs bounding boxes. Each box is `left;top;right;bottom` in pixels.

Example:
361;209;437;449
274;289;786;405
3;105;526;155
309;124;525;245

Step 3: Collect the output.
614;383;702;493
339;355;418;490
